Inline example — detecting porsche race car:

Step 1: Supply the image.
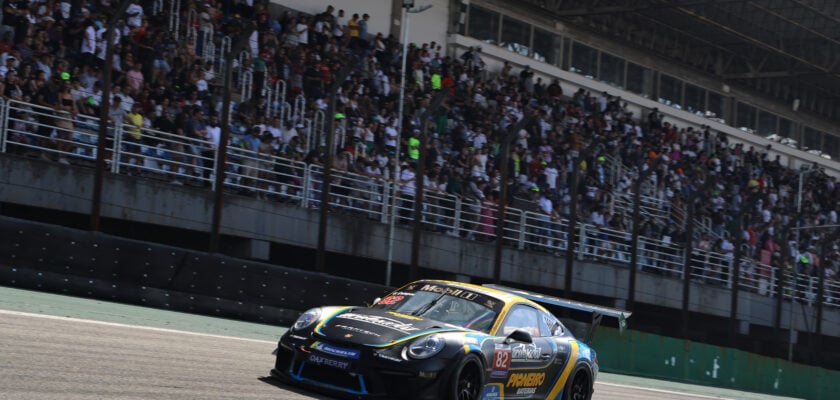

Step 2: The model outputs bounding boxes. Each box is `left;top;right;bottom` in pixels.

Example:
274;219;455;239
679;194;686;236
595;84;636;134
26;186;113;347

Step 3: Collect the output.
270;280;630;399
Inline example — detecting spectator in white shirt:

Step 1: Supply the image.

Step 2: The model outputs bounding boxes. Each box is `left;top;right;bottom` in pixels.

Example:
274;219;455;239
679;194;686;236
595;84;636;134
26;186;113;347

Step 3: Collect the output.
398;162;416;223
205;115;222;150
126;2;144;28
296;16;309;46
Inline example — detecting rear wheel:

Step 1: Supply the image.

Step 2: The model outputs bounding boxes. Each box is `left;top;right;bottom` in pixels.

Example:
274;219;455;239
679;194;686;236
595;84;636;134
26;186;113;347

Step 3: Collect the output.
563;369;591;400
449;354;482;400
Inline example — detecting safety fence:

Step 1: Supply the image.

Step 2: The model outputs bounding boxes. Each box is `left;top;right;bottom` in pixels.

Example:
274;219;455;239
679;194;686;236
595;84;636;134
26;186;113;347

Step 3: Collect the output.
1;96;839;308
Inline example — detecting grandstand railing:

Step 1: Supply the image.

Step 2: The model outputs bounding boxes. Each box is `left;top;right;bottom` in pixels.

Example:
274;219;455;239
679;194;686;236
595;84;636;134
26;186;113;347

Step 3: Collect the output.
611;191;671;225
602;154;623;188
1;97;839;307
170;0;182;41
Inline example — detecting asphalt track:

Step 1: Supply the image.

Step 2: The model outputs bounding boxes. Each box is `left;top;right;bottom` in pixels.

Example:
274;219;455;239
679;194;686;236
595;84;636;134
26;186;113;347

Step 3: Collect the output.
0;286;803;400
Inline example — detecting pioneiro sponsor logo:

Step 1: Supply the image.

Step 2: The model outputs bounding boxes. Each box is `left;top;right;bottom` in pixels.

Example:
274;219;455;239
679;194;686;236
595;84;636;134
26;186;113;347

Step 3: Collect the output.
506;372;545;388
312;342;361;359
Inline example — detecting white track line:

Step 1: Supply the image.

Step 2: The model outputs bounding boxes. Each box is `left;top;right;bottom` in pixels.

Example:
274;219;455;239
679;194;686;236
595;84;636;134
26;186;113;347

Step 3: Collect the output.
598;381;734;399
0;309;277;344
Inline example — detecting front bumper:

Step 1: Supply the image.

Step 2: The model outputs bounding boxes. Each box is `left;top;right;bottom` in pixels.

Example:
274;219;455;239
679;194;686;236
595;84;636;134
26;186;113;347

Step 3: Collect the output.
270;333;458;399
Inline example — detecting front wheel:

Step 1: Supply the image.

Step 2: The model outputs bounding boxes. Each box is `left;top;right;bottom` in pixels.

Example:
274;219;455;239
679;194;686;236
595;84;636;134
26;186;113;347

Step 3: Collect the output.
449;354;482;400
563;368;592;400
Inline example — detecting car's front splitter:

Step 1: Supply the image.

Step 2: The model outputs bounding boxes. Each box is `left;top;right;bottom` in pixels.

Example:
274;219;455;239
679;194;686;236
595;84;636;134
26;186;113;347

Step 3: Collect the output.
271;340;459;400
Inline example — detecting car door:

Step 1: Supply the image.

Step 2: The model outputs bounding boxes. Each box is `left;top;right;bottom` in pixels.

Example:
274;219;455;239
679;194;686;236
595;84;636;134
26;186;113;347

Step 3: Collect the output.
486;303;561;398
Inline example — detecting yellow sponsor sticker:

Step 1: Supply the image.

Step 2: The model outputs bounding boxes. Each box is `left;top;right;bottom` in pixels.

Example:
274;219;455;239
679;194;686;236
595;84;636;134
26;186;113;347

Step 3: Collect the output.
505;372;545;388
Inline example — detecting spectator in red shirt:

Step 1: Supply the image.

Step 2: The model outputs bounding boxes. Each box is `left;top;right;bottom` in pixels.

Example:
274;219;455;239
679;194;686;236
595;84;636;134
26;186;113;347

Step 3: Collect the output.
0;31;13;54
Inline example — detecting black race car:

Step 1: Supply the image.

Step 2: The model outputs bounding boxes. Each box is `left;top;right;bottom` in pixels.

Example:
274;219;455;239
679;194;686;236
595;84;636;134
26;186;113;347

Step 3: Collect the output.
270;280;630;399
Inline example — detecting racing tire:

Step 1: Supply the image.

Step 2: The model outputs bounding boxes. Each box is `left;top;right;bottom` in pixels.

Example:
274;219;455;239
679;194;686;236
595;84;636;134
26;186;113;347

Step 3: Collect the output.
448;354;483;400
562;367;592;400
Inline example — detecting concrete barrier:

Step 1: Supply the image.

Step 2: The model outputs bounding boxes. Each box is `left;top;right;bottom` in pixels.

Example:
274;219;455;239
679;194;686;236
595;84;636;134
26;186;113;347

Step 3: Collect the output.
0;216;390;325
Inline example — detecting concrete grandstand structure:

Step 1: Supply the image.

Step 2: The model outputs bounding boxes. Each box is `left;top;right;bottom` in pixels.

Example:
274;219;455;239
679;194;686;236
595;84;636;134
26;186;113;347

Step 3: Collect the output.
1;0;840;375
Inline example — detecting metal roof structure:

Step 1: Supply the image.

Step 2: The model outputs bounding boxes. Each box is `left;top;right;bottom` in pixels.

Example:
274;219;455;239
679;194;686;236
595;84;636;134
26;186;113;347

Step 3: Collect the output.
518;0;840;121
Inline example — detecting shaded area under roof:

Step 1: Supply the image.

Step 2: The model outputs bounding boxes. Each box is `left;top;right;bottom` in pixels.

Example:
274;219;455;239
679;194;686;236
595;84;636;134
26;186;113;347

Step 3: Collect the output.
517;0;840;121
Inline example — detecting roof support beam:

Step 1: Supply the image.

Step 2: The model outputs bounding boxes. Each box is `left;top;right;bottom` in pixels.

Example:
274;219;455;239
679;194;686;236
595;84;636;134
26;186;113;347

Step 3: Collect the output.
628;12;739;70
720;70;840;79
746;1;840;50
668;3;840;80
789;0;840;28
522;0;744;17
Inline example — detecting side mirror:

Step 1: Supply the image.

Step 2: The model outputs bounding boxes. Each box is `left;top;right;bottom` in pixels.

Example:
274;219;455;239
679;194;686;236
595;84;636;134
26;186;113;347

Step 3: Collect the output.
504;329;533;344
368;297;381;307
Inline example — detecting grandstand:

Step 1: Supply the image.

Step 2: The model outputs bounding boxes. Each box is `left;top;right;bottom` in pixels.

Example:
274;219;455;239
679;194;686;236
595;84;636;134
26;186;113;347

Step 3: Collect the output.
1;0;839;372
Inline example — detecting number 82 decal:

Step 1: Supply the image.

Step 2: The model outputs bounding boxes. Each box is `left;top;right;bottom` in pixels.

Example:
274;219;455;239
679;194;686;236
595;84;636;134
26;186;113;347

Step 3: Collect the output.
493;348;511;371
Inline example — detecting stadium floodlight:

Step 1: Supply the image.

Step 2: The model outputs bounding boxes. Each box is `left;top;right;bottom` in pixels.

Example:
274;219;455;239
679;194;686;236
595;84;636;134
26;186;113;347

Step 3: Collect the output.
409;4;433;13
385;2;432;286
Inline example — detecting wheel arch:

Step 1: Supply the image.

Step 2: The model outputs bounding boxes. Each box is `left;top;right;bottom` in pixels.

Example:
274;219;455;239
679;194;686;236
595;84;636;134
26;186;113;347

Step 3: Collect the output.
445;352;485;400
457;351;486;381
561;362;594;400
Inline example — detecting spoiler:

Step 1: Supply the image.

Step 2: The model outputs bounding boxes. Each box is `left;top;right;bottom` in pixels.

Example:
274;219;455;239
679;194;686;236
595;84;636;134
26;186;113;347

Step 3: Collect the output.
483;284;631;343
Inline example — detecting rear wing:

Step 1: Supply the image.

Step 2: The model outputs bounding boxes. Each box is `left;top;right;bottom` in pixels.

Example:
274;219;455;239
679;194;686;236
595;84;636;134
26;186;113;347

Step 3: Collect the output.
483;284;631;343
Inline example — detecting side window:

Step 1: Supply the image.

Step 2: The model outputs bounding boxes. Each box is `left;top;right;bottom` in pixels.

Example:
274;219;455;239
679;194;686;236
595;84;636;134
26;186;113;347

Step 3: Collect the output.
542;314;563;337
538;312;553;337
500;304;542;337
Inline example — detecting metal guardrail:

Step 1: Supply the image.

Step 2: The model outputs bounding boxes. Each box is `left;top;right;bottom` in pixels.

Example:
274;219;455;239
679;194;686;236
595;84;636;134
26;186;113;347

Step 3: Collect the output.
1;97;838;306
611;191;671;225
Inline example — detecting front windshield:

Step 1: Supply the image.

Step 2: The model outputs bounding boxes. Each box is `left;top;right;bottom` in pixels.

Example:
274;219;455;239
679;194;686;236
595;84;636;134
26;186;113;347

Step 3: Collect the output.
371;283;503;333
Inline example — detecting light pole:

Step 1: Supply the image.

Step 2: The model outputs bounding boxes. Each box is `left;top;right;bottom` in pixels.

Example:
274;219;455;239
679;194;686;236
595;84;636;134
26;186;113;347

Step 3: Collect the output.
815;228;840;365
681;176;716;339
385;1;432;286
781;223;840;362
90;0;132;231
208;29;255;252
493;112;534;284
794;167;817;249
410;89;447;279
315;63;356;272
562;142;601;298
788;166;817;361
627;156;664;310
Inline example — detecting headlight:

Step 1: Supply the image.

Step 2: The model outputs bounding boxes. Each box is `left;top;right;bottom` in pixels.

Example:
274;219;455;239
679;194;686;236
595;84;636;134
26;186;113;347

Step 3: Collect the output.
406;334;445;359
293;308;321;331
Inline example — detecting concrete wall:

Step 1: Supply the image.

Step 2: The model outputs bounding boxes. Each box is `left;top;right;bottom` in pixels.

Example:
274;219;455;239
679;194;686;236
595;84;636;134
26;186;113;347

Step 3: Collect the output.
2;154;839;338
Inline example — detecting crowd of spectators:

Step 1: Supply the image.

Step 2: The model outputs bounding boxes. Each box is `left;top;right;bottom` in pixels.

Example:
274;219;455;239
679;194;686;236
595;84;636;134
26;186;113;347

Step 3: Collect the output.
0;0;837;302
